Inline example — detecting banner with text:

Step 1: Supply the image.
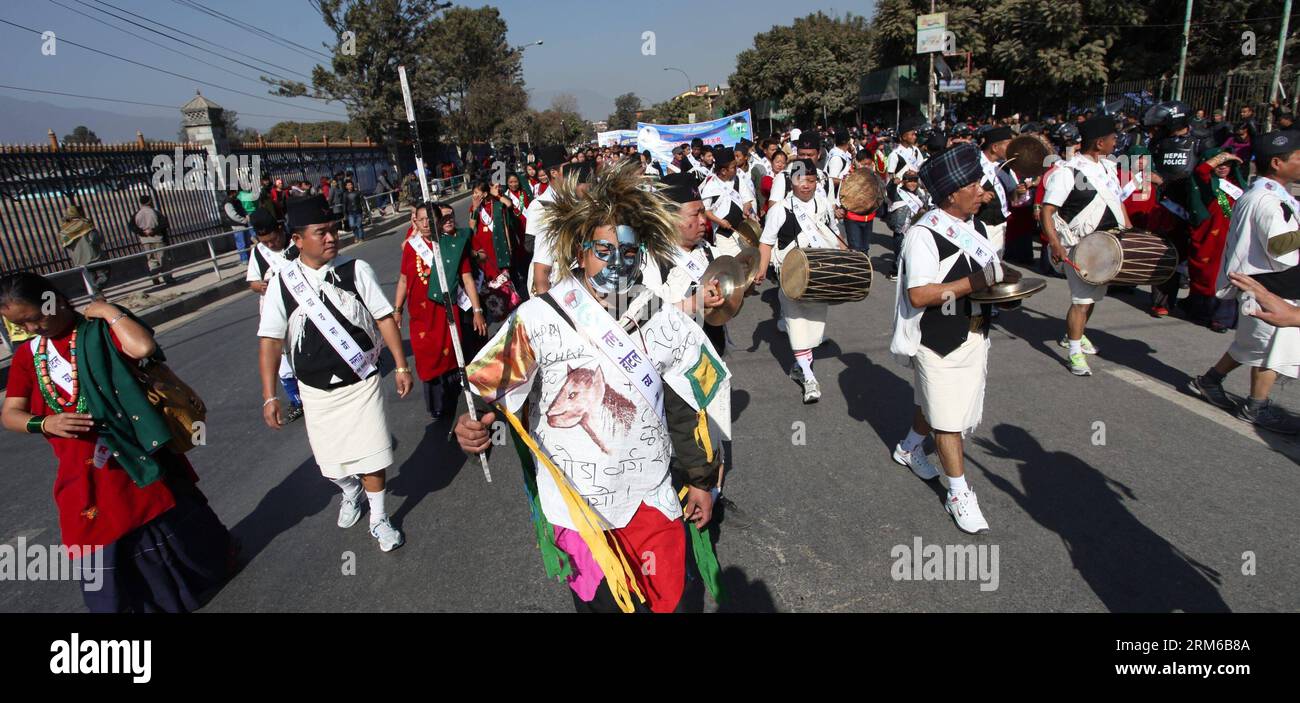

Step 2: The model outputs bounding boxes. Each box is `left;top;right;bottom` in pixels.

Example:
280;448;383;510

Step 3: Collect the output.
597;130;639;147
636;110;753;166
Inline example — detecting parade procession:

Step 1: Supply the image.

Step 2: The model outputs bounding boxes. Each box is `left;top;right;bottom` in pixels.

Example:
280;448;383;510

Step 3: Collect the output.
2;0;1300;673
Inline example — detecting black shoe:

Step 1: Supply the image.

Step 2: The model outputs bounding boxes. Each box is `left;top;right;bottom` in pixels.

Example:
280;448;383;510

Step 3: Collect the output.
283;405;305;424
1192;375;1234;410
1236;399;1300;434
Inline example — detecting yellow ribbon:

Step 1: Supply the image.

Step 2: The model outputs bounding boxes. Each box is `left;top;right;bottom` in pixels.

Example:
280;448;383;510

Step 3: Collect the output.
694;409;714;463
496;405;646;613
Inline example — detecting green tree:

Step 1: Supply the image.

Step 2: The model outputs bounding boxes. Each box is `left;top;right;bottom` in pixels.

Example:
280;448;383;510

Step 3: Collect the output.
264;120;364;142
423;6;527;145
62;125;100;145
728;11;873;126
607;92;642;129
641;94;713;125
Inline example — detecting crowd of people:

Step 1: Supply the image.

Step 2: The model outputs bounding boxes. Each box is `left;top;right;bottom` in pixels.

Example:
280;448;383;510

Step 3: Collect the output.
3;91;1297;614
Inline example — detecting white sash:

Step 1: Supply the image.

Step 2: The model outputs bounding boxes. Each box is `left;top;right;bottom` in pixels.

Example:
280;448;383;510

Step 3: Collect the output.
407;236;472;311
280;262;378;379
981;154;1009;218
918;209;997;268
1073;156;1127;222
478;205;493;230
549;277;664;421
790;198;836;249
675;247;708;283
257;243;291;276
1219;179;1244;201
506;190;525;212
1120;169;1145;200
31;338;74;396
899;188;924;215
1160;198;1190;222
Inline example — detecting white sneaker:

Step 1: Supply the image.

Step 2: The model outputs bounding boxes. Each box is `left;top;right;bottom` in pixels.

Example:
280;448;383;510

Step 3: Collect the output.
370;518;404;552
1058;335;1098;355
892;443;941;480
945;489;990;534
802;376;821;404
337;492;364;529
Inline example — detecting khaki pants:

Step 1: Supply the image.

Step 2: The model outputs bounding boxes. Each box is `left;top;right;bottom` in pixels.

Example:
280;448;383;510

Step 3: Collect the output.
139;235;168;275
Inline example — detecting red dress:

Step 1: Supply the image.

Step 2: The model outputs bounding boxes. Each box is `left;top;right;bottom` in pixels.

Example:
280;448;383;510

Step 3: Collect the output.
1188;162;1240;297
7;329;181;550
400;237;472;382
472;203;506;280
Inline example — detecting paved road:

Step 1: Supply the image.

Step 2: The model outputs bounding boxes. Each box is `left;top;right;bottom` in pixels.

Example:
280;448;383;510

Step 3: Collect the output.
3;201;1298;612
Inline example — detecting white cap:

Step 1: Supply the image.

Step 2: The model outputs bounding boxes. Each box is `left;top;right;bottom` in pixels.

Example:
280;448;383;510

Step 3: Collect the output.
789;128;802;141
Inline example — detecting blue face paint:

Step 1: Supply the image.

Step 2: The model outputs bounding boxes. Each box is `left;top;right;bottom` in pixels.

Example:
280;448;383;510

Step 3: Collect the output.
587;225;643;296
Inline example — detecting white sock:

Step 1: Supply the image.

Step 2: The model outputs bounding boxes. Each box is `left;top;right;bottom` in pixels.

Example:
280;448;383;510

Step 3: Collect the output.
332;476;362;501
901;429;926;453
366;489;388;525
947;474;968;495
794;350;814;379
1068;338;1083;356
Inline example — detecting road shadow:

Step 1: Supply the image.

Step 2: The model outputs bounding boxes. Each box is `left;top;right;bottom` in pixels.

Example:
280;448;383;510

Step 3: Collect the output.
388;418;469;526
996;306;1193;390
836;351;915;455
228;454;336;568
972;423;1229;612
678;520;779;613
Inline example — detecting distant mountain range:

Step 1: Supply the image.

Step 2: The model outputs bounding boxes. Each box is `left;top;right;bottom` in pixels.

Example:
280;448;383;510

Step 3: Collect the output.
0;94;187;144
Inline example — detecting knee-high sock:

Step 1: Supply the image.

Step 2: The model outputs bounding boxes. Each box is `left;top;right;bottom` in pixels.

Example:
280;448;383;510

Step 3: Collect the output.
794;349;814;378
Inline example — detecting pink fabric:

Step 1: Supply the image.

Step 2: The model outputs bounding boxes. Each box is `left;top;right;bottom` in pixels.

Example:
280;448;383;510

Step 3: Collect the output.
553;525;603;602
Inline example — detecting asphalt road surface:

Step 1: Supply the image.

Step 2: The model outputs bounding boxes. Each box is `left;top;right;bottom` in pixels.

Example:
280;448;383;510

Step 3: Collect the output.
3;200;1297;612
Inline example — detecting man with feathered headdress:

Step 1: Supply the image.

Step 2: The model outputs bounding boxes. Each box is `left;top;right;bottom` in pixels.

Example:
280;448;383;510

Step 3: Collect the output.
454;161;730;613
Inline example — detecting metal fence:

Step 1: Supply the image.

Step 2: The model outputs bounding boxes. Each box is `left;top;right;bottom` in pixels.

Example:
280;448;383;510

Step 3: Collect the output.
0;138;397;275
1075;69;1297;122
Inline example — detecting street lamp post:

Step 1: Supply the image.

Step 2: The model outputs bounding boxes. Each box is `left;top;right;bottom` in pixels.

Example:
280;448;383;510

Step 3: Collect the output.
516;40;544;51
664;67;692;96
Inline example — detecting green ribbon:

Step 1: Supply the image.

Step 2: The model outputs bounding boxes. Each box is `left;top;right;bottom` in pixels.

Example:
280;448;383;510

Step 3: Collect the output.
686;519;725;604
507;415;572;580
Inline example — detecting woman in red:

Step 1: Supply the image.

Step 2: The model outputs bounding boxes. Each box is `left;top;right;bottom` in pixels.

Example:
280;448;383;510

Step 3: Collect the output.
1;273;231;612
469;182;521;318
394;203;487;420
760;150;788;217
1188;148;1247;332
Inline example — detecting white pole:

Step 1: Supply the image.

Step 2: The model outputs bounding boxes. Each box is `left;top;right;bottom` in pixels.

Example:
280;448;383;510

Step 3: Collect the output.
399;65;492;483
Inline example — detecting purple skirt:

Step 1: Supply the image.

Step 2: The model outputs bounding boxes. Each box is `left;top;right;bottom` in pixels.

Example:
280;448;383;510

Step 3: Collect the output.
81;485;232;613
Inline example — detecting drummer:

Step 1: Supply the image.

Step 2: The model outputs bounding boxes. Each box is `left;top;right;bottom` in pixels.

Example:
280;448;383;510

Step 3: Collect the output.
1040;115;1130;377
889;142;1019;534
642;172;729;354
700;145;756;257
756;158;843;404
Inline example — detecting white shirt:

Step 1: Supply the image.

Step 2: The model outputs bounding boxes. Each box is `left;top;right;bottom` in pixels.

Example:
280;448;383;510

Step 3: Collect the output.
1217;177;1300;294
890;209;987;362
760;194;836;266
1042;153;1130;229
256;256;393;341
886;145;924;179
245;243;296;283
526;185;558;268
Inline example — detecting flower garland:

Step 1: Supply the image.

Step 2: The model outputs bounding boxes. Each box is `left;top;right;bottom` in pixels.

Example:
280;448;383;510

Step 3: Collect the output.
34;330;87;414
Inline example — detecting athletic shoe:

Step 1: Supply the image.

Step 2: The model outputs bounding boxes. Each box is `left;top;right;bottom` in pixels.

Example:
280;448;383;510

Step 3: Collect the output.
1068;352;1092;376
892;442;941;480
789;364;804;384
1058;335;1098;355
1236;400;1300;435
370;518;405;552
802;376;821;404
886;270;899;281
945;489;990;534
337;491;364;529
1150;306;1170;317
284;405;305;423
1192;374;1234;410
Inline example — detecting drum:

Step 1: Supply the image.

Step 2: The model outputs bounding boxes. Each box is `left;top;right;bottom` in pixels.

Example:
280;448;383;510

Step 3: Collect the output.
780;248;873;303
839;169;885;214
1072;229;1177;286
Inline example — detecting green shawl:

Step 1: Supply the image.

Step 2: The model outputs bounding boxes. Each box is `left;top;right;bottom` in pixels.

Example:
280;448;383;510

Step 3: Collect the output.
77;317;170;488
489;200;512;271
424;227;472;305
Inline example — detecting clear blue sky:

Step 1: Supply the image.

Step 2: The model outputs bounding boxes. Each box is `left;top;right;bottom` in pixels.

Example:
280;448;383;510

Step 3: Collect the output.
0;0;877;132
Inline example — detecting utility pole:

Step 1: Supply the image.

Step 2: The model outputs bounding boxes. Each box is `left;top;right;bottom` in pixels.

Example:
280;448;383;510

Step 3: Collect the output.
1175;0;1194;100
927;0;936;124
1267;0;1293;131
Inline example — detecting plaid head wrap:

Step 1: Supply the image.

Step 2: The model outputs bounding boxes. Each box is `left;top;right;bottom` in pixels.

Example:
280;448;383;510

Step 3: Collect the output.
918;142;983;204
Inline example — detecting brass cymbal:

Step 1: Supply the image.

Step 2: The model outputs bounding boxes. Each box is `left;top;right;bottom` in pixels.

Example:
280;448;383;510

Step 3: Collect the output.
734;246;761;288
969;276;1047;304
700;255;747;326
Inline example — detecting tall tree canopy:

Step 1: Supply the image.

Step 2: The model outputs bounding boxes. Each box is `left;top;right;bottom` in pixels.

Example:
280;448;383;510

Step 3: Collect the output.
607;93;643;130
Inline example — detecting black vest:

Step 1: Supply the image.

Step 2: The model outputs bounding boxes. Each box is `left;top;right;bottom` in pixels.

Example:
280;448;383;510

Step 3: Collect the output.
251;242;298;280
774;198;828;250
1056;165;1120;231
915;222;991;357
277;259;378;390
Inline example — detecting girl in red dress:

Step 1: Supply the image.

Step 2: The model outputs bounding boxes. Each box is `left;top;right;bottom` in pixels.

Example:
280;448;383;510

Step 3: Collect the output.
394;203;487;419
1;273;231;612
1188;148;1247;331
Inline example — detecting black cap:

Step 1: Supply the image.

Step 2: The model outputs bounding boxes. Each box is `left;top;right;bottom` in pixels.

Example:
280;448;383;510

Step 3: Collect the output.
712;145;735;167
287;195;334;228
537;145;567;169
691;137;704;148
1079;115;1117;143
249;207;280;234
788;158;819;180
660;172;701;204
795;133;820;150
1254;130;1299;161
899;116;926;134
834;130;850;145
980;126;1013;145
